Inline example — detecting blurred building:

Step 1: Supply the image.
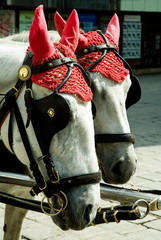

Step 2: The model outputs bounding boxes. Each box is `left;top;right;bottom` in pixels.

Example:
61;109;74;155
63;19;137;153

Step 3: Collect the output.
0;0;161;71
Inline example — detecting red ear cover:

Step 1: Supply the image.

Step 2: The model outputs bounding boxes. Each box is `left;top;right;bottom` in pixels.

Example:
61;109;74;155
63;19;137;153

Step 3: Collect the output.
55;10;88;51
105;13;120;46
59;9;79;52
29;5;56;59
54;11;66;37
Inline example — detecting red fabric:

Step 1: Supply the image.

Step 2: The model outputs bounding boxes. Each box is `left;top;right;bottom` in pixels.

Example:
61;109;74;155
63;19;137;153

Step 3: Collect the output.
28;6;92;102
54;11;128;82
29;5;56;60
54;11;66;37
77;31;129;83
105;13;120;47
55;11;88;51
59;9;79;52
27;42;92;102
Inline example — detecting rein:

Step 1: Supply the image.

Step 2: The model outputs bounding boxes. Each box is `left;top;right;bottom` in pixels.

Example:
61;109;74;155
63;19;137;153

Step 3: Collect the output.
0;50;101;214
76;31;139;145
0;189;141;223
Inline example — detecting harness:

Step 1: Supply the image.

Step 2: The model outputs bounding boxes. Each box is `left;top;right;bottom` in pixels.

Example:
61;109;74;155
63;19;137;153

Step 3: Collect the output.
0;49;101;209
76;31;141;145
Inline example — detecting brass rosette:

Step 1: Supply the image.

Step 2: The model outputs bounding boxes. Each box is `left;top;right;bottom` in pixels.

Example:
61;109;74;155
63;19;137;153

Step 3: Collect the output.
18;65;31;81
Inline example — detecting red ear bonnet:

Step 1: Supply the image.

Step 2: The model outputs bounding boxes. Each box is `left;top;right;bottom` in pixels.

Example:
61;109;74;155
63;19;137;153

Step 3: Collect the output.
59;9;79;52
54;11;66;37
55;10;88;51
105;13;120;47
29;5;56;60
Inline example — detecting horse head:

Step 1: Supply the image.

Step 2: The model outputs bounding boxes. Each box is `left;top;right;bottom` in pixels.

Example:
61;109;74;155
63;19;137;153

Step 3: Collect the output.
55;11;141;184
0;6;100;230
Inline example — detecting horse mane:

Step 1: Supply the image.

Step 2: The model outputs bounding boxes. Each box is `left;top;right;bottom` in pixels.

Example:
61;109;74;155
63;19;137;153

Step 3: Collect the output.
0;40;28;91
0;31;60;91
6;30;60;43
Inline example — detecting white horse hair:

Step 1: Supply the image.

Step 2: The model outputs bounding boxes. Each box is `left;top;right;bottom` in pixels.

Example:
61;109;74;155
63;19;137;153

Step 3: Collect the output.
6;30;60;43
0;38;100;239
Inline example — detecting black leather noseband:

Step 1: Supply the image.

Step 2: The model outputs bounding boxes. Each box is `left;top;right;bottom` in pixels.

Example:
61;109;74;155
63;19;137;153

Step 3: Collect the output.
95;133;136;144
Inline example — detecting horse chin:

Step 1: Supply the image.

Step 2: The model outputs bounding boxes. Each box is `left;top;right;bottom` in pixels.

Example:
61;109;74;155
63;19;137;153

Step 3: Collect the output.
101;163;136;184
102;171;132;184
51;209;89;231
50;185;99;230
97;143;137;184
51;211;70;231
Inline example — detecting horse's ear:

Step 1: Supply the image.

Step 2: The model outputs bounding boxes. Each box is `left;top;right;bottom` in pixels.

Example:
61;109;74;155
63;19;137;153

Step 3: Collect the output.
105;13;120;46
55;10;88;51
54;11;66;37
59;9;79;52
29;5;56;59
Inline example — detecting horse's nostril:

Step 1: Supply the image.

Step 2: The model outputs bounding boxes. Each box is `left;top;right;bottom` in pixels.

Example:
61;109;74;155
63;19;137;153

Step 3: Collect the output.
84;204;93;223
112;160;123;175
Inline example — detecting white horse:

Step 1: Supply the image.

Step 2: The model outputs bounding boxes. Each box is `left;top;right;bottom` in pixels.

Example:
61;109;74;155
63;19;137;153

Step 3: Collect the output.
0;6;100;240
54;11;141;184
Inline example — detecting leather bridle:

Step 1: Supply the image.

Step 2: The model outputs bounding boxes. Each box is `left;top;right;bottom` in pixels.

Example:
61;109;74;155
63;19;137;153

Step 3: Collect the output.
76;31;141;145
0;49;101;201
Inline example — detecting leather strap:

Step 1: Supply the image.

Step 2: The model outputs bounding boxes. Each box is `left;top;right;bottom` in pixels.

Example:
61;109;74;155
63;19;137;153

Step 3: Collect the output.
95;133;136;144
32;57;76;75
0;190;141;223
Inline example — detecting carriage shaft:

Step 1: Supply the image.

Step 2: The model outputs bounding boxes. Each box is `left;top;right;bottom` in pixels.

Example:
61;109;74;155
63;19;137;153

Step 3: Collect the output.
0;171;35;187
1;172;161;211
100;183;161;211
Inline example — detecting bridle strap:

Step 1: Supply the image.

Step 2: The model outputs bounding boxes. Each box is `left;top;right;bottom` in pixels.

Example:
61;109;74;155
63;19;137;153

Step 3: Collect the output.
95;133;136;144
9;94;47;191
41;171;102;197
32;57;76;74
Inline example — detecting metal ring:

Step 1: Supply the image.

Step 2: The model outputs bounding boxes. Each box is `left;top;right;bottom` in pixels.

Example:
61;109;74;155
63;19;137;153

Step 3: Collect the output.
40;195;61;217
47;191;68;212
40;191;68;217
56;191;68;211
47;194;62;212
132;199;150;219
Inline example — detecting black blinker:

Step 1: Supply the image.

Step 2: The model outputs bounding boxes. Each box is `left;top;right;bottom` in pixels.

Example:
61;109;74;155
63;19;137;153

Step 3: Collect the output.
31;93;70;151
126;75;141;109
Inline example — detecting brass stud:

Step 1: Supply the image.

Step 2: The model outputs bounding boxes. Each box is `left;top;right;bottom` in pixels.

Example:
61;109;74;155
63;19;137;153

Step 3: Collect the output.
18;65;31;81
48;62;53;68
84;49;88;53
47;108;55;118
96;30;102;34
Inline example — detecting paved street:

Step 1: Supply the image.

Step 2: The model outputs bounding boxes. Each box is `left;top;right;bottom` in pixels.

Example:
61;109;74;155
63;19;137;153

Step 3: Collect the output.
0;73;161;239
